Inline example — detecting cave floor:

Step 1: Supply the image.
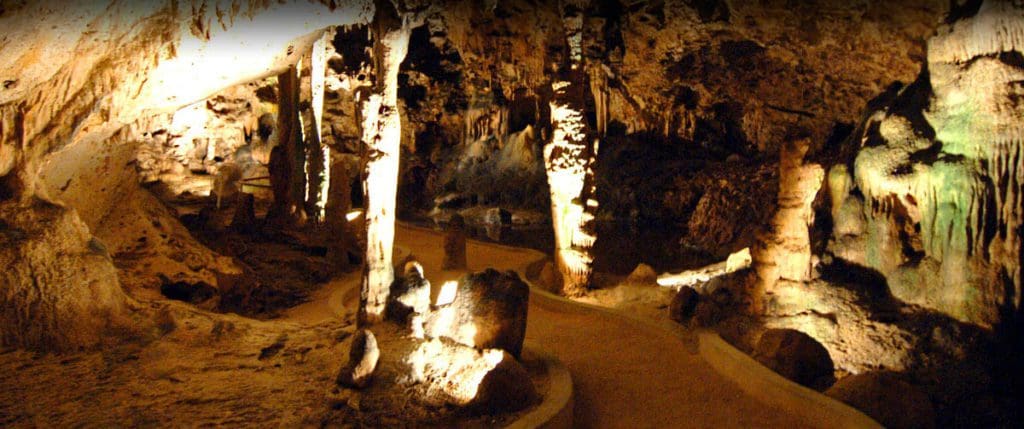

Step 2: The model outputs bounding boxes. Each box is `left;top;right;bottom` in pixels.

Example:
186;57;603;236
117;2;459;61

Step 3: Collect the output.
1;223;819;428
381;224;811;427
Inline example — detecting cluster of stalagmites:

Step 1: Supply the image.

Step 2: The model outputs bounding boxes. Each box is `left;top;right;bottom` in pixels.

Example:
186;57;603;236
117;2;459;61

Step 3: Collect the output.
336;261;537;414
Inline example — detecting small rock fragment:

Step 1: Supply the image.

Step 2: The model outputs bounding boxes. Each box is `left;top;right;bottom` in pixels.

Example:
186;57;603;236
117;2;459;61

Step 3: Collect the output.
337;329;380;389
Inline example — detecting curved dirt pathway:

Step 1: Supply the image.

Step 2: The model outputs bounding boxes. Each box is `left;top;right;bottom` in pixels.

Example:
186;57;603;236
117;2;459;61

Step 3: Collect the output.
286;224;873;428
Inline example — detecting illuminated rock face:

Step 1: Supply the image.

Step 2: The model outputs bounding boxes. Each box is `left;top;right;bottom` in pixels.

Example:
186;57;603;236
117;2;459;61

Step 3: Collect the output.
0;0;373;352
830;1;1024;328
337;329;381;389
423;269;530;358
403;337;537;411
0;0;372;202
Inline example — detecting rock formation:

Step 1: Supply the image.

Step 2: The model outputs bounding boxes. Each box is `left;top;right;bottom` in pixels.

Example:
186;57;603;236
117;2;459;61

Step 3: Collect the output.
753;328;835;390
337;329;381;389
0;199;129;352
0;0;372;350
753;137;824;313
359;2;421;323
830;1;1024;328
544;0;599;296
424;269;531;358
442;214;468;270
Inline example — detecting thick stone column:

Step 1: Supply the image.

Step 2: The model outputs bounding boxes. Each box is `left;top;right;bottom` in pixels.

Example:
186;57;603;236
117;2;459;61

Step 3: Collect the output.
544;0;598;296
359;6;415;324
752;137;824;313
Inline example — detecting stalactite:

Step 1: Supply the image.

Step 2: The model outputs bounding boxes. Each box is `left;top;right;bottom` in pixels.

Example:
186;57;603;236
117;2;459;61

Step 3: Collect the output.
588;64;609;136
929;0;1024;64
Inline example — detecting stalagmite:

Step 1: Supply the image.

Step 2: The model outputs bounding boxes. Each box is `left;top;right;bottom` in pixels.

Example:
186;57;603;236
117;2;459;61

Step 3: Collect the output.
443;214;468;270
305;30;332;223
359;5;418;323
752;137;824;313
268;64;305;225
544;0;599;296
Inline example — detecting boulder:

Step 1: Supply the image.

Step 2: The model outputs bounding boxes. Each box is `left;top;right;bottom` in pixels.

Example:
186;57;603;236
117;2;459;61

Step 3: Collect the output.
442;214;467;270
230;193;257;233
484;207;512;226
425;269;529;358
387;261;431;333
669;286;700;323
337;329;380;389
467;349;540;412
538;261;563;293
0;199;130;352
754;328;835;389
404;337;538;413
826;372;935;429
626;263;658;286
693;300;722;327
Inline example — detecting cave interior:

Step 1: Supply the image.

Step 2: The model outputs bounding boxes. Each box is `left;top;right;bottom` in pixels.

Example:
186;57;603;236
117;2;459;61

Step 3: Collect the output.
1;0;1023;427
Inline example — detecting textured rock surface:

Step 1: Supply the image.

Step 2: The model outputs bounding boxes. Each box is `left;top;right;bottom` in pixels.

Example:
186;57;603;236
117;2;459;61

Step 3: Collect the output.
829;2;1024;327
402;336;538;412
0;0;373;204
0;303;358;426
0;199;129;351
669;286;700;323
386;261;432;334
826;372;936;429
425;269;530;358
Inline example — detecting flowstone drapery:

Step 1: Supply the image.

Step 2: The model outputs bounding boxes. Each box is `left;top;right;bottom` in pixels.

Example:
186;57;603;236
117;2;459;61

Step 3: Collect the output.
830;0;1024;327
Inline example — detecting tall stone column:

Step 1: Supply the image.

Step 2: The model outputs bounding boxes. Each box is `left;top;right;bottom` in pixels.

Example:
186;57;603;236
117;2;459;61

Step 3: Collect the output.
359;5;415;324
752;137;824;313
544;0;598;296
305;30;332;223
268;64;305;225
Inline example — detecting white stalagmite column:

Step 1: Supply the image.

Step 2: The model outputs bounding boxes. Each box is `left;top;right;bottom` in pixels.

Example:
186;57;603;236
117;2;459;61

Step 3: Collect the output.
544;0;598;296
360;10;415;324
306;30;332;223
